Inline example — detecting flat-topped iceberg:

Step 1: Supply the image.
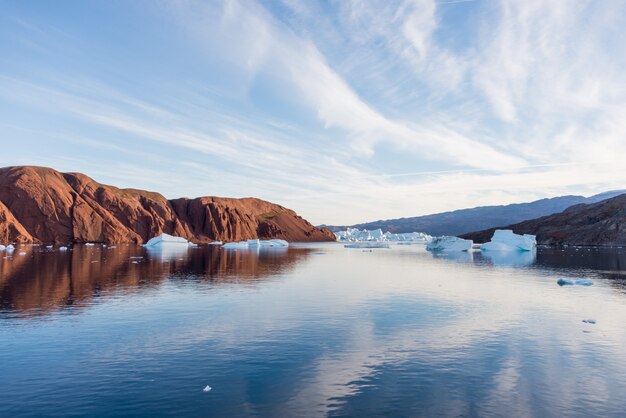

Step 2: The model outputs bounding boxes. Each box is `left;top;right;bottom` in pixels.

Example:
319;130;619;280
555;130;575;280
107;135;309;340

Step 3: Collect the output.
335;228;430;243
480;230;536;252
426;236;473;252
222;239;289;250
144;233;195;247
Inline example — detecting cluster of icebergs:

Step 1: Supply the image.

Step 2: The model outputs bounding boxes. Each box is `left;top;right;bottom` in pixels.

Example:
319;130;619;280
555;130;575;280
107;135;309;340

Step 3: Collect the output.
335;228;431;243
143;233;289;250
425;229;537;253
0;244;15;252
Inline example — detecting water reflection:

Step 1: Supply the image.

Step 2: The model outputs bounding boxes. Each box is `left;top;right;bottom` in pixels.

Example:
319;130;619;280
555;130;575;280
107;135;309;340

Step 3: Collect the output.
477;250;537;267
0;244;312;318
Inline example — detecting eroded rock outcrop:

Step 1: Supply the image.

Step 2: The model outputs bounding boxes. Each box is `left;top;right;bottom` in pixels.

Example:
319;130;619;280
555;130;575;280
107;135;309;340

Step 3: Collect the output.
0;166;335;244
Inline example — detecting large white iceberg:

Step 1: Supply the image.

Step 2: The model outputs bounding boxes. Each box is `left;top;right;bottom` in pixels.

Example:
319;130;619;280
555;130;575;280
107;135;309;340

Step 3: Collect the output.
335;228;431;243
426;236;473;252
144;233;192;247
480;230;536;252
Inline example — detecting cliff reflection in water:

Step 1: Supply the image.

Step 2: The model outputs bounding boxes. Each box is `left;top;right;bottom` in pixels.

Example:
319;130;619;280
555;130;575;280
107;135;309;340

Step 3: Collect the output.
0;245;312;318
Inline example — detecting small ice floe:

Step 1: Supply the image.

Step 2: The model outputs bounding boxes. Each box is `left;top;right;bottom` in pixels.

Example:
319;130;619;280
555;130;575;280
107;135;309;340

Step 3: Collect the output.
582;319;596;324
208;241;223;245
59;246;68;251
222;239;289;250
91;260;98;263
85;243;96;246
0;245;5;251
129;256;143;260
426;236;472;252
132;261;139;264
557;278;594;286
6;244;15;252
480;230;536;252
344;242;390;249
46;245;53;250
203;385;212;393
188;242;199;248
18;252;27;256
109;245;117;249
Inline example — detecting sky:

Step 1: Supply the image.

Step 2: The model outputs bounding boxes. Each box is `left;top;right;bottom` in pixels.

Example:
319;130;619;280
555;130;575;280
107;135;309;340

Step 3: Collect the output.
1;0;626;225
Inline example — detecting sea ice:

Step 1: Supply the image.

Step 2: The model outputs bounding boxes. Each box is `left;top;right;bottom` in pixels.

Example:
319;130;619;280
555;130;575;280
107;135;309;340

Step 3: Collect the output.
260;239;289;247
208;241;223;245
480;230;536;252
144;233;190;247
426;236;473;252
557;278;594;286
59;246;68;251
344;242;390;249
203;385;212;392
6;244;15;252
222;241;249;249
0;245;5;251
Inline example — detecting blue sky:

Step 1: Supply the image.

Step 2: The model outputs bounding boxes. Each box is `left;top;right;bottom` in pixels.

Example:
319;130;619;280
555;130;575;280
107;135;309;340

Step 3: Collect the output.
2;0;626;225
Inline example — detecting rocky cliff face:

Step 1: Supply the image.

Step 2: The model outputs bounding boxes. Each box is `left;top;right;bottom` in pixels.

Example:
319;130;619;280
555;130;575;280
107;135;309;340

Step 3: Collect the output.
462;193;626;246
0;166;335;244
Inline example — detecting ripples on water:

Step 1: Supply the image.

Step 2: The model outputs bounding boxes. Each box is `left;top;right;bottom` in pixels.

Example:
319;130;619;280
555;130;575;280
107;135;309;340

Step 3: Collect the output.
2;243;626;417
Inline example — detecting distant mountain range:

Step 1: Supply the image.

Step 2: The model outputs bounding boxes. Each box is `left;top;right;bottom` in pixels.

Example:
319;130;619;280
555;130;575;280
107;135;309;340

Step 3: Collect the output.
462;193;626;246
323;191;626;236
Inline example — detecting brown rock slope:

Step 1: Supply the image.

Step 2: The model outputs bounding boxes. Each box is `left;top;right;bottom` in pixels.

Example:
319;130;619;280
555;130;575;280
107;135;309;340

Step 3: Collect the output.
0;166;335;244
462;193;626;246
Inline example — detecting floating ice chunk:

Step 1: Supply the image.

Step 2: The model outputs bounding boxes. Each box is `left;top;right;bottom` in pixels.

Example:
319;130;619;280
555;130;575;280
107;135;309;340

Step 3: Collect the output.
144;233;189;247
59;246;68;251
480;230;536;252
18;252;26;256
85;243;96;246
188;242;199;248
129;256;143;260
260;239;289;248
46;245;53;249
203;385;212;392
0;245;5;251
208;241;223;245
426;236;472;252
6;244;15;252
557;278;594;286
344;242;390;249
582;319;596;324
222;241;249;249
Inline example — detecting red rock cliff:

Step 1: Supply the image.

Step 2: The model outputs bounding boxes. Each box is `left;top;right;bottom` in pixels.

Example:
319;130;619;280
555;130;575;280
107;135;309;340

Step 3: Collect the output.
0;166;335;244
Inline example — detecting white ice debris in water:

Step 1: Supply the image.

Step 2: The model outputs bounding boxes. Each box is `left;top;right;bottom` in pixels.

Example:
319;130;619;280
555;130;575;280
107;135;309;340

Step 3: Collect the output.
344;242;390;249
208;241;223;245
59;246;68;251
426;236;473;252
85;243;96;246
335;228;431;243
222;239;289;249
144;233;190;247
6;244;15;252
480;230;536;252
18;252;26;256
46;245;53;249
203;385;212;392
557;278;594;286
0;245;5;251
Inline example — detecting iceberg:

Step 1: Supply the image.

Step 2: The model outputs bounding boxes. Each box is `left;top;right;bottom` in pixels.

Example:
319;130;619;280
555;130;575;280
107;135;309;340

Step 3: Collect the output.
260;239;289;247
222;241;249;249
426;236;473;252
144;233;190;247
480;230;536;252
0;245;5;251
344;242;390;249
6;244;15;252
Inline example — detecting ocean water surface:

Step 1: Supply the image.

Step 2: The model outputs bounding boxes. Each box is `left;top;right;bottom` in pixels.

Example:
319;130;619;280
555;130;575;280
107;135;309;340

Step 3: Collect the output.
2;243;626;417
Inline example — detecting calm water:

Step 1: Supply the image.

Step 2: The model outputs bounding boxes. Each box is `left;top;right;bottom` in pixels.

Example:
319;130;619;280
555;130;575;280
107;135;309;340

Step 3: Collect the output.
2;243;626;417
